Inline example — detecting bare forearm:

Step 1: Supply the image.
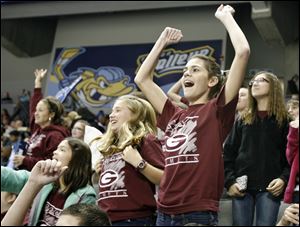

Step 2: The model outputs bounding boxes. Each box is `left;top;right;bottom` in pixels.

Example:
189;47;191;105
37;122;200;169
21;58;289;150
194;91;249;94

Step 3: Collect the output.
216;5;250;103
135;39;166;86
1;181;42;226
221;15;250;56
140;164;163;185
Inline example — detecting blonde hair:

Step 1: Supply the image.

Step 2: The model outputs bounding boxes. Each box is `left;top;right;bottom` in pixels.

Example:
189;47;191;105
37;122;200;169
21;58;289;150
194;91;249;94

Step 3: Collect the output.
242;71;289;127
98;95;157;157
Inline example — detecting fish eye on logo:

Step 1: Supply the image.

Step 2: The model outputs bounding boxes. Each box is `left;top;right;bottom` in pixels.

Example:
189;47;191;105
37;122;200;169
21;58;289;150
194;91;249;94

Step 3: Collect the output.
165;133;187;152
100;170;119;187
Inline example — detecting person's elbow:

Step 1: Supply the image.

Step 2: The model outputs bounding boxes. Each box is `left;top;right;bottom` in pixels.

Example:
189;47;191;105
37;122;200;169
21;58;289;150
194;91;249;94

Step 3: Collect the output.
134;75;144;87
236;45;250;59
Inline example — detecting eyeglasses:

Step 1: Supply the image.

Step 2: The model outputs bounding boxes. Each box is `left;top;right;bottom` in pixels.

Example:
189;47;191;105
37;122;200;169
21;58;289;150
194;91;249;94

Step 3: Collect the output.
249;78;269;87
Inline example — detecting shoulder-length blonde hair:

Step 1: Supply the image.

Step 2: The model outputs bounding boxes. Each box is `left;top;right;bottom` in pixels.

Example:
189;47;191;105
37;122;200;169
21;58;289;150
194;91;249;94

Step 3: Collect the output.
98;95;157;157
242;71;289;127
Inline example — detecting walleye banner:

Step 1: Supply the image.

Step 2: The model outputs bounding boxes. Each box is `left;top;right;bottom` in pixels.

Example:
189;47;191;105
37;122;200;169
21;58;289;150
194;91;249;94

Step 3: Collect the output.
46;40;222;115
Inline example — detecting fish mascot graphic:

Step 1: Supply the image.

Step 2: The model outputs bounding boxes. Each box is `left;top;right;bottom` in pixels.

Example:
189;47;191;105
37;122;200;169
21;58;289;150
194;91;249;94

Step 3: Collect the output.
52;48;135;114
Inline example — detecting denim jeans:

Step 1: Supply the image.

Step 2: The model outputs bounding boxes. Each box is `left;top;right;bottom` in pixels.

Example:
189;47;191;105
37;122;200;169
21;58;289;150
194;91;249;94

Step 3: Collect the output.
112;215;155;226
156;210;218;226
232;191;281;226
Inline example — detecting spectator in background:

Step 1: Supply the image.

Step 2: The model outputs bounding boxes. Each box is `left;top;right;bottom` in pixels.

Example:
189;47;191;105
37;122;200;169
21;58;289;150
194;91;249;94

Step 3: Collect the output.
287;74;299;96
63;111;81;130
235;87;249;118
284;110;299;204
287;99;299;121
6;130;27;169
13;69;70;171
224;71;290;226
71;119;89;141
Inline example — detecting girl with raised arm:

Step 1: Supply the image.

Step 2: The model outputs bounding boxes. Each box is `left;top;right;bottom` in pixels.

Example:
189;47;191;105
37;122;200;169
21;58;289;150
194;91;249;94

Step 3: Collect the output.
135;4;250;226
2;138;96;226
13;69;70;170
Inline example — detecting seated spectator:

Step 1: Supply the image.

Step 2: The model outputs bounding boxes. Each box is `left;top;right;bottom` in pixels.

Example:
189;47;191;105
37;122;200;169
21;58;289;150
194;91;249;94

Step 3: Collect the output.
71;119;89;141
6;130;27;169
63;111;81;130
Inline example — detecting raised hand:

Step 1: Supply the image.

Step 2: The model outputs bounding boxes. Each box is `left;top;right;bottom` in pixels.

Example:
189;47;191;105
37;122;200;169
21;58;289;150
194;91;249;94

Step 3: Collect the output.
215;4;235;20
28;159;68;186
34;68;47;88
158;27;183;47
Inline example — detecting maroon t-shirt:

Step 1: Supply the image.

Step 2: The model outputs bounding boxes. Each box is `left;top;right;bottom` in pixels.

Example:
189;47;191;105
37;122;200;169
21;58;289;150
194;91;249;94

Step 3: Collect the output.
157;87;237;214
98;134;165;222
38;189;67;226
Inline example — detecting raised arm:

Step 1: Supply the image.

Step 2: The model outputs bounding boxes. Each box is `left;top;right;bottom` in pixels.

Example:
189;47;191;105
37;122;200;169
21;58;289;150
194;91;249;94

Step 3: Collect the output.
1;159;67;226
34;68;47;89
167;78;183;102
29;69;48;131
215;4;250;104
134;27;183;114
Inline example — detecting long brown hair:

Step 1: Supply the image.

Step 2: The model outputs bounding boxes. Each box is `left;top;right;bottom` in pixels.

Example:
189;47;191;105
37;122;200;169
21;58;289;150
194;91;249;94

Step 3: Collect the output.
60;137;92;195
242;71;289;127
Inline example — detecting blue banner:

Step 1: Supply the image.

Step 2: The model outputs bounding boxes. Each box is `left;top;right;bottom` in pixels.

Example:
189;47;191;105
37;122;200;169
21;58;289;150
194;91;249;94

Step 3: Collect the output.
47;40;222;115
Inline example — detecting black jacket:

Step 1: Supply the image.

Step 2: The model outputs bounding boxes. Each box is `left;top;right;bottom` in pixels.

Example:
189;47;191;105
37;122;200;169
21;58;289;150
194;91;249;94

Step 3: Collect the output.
224;115;290;191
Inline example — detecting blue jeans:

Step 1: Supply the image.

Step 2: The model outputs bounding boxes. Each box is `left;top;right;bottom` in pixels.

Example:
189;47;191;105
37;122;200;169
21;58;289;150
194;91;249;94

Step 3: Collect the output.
112;215;155;226
156;210;218;226
232;191;281;226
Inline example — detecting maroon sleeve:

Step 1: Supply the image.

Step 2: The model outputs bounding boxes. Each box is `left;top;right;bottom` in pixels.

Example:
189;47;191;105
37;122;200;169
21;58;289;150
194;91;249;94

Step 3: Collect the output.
22;132;66;170
157;99;177;131
140;134;165;169
30;88;43;133
286;126;299;165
